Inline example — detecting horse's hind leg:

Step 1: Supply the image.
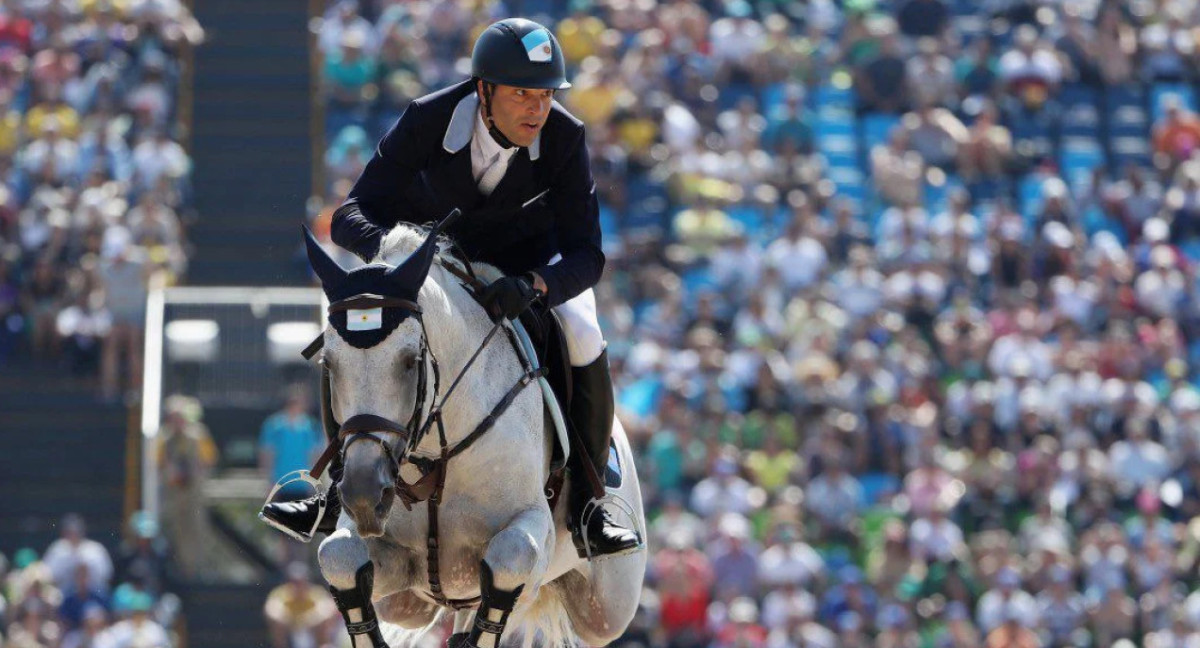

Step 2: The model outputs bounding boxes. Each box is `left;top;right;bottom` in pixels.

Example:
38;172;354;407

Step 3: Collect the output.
319;528;414;648
465;506;555;648
553;560;643;646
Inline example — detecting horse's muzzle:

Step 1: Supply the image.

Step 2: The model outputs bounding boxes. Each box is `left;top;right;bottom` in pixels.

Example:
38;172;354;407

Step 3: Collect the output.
339;456;399;538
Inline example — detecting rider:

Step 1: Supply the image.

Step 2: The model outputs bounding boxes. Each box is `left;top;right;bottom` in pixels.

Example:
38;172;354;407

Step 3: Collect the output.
262;18;642;559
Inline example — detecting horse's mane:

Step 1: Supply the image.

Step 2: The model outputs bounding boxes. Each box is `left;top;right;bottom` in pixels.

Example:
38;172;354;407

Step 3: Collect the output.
376;222;505;285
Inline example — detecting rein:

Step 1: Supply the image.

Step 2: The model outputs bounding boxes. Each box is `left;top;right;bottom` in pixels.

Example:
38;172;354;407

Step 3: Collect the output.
305;254;561;610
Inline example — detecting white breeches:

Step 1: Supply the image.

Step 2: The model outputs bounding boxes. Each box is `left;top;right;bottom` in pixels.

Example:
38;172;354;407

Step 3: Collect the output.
553;288;605;367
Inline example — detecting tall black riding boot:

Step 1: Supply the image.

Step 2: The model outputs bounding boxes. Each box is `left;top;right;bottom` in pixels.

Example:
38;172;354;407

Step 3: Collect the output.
260;367;343;541
567;349;643;559
330;563;389;648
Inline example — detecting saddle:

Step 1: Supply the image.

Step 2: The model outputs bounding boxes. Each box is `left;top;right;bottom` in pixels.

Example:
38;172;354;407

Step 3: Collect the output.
516;303;570;472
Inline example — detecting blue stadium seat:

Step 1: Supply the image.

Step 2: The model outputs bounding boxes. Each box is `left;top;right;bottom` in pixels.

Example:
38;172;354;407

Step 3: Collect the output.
813;84;855;111
1110;136;1153;171
1081;206;1125;242
1060;84;1098;106
760;82;791;114
859;473;900;508
1060;85;1101;138
1059;138;1105;194
718;82;758;112
1181;239;1200;263
1151;83;1197;120
727;204;764;235
1007;108;1057;163
1019;174;1047;223
861;113;900;152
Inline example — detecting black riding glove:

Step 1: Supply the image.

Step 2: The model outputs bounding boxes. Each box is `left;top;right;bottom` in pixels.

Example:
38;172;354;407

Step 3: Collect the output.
479;275;540;321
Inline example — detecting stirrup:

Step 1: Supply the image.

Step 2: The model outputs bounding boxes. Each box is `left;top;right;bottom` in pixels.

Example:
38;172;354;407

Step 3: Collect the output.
577;491;645;562
258;469;327;543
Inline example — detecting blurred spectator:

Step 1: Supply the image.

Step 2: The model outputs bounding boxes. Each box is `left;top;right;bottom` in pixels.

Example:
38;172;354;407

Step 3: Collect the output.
856;33;909;115
1153;98;1200;167
895;0;949;39
263;562;337;648
43;514;113;595
156;394;217;578
97;240;147;401
58;563;108;631
983;604;1039;648
102;591;170;648
871;128;923;207
258;386;322;501
689;455;754;520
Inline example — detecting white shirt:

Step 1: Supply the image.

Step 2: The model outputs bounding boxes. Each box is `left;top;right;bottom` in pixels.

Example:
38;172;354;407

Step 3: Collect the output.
44;538;114;593
471;108;518;195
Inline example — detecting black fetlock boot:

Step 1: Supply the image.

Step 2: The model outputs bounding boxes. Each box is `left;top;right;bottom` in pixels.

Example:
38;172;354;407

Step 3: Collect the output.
330;563;389;648
260;366;343;541
567;350;643;560
466;561;524;648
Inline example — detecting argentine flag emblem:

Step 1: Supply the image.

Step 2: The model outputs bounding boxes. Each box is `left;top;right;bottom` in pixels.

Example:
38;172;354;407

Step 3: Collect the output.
521;29;553;63
346;307;383;331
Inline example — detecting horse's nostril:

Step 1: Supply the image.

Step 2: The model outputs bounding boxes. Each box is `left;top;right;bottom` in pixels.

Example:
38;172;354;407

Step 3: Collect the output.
375;487;395;519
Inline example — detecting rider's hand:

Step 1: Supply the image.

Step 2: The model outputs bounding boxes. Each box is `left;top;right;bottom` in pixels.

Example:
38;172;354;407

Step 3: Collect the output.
479;275;541;321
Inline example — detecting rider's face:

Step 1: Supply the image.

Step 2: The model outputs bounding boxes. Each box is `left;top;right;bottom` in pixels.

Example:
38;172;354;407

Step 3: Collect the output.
479;81;554;148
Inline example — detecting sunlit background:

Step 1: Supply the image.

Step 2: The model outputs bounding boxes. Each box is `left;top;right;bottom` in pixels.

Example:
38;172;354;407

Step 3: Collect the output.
7;0;1200;647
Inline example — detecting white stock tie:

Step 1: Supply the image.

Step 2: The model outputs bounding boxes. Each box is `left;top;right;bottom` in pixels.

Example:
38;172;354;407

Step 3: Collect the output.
477;152;508;196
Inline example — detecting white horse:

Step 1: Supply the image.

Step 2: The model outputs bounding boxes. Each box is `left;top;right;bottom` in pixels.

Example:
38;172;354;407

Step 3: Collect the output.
304;218;647;648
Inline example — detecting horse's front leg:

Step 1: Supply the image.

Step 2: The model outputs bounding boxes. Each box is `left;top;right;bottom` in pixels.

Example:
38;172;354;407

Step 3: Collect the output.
319;528;414;648
458;506;555;648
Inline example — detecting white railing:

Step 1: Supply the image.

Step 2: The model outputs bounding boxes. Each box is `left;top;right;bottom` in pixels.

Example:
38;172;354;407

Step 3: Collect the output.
139;282;325;521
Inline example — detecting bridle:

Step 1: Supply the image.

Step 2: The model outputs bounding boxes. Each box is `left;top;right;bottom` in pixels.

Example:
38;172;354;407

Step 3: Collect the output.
305;260;558;610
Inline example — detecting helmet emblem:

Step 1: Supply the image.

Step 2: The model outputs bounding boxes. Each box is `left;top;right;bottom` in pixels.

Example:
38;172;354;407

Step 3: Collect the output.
521;28;553;63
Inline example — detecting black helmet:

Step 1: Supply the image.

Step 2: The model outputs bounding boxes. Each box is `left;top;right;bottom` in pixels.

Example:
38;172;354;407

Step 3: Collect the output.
471;18;571;90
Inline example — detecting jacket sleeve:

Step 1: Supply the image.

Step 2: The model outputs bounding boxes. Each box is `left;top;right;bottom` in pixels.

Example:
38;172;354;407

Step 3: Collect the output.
536;126;605;307
330;101;429;261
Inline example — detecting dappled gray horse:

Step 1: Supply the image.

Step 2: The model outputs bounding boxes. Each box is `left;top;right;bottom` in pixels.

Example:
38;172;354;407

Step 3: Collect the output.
304;216;646;648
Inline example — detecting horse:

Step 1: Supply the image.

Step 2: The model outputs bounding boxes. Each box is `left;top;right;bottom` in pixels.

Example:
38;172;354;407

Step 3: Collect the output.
304;215;647;648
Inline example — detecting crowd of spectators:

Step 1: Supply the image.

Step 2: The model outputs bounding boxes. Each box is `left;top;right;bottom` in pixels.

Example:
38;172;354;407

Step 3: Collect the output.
1;512;180;648
314;0;1200;646
0;0;203;402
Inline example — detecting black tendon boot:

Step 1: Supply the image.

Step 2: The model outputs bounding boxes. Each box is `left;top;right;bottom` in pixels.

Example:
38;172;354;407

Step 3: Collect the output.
568;350;643;559
466;561;524;648
329;563;389;648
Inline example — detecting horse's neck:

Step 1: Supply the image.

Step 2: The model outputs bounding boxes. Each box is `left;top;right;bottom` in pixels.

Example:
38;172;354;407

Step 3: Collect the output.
408;268;535;463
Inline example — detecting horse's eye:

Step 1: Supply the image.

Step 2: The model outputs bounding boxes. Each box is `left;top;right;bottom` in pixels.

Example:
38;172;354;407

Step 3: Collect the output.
403;355;418;371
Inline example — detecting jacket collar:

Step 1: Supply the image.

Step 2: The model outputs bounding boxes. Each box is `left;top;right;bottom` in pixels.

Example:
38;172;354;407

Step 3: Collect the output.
442;91;541;161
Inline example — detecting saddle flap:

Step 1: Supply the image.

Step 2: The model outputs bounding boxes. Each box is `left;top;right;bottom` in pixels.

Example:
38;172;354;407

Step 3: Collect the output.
514;305;570;472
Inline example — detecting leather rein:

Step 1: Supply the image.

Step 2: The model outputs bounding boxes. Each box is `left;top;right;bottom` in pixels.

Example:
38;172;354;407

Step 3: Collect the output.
303;257;562;610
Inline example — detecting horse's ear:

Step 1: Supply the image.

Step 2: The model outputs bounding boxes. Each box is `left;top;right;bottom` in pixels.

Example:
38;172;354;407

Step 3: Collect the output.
303;225;348;293
385;209;461;294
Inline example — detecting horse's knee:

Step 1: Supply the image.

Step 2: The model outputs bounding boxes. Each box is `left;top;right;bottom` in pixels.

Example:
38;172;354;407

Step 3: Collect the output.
483;526;541;592
318;528;370;590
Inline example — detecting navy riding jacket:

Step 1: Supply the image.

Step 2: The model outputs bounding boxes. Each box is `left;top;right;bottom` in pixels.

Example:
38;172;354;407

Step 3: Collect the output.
330;79;605;308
